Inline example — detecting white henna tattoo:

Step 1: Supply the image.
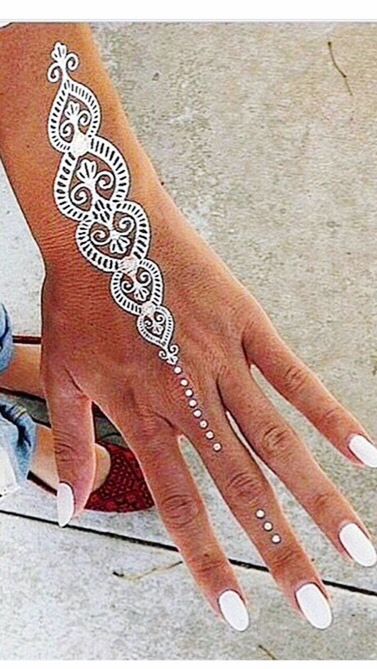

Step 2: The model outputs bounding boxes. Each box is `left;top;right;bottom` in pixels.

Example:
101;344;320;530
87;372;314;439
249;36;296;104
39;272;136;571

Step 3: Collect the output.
46;42;252;461
255;509;282;544
47;42;178;366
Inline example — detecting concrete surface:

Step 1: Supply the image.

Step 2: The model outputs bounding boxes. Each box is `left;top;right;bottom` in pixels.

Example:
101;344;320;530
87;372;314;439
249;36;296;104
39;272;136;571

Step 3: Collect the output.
0;21;377;659
1;512;377;660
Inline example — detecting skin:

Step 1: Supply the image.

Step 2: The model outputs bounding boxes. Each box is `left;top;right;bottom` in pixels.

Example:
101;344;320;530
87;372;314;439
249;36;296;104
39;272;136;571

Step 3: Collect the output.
32;423;110;492
0;343;108;490
0;23;375;626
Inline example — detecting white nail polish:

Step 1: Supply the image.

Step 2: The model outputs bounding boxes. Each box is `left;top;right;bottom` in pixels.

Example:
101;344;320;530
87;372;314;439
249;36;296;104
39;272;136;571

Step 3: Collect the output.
339;523;377;567
349;435;377;468
57;482;75;527
295;584;332;630
218;590;249;632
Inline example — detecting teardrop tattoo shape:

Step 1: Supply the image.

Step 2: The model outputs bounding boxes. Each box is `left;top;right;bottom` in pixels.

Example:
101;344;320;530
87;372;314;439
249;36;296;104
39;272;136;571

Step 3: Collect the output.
47;41;179;366
46;42;273;470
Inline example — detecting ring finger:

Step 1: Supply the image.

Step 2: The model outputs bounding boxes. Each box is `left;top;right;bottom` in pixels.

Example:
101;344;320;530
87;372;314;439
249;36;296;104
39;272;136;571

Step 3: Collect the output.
174;379;333;630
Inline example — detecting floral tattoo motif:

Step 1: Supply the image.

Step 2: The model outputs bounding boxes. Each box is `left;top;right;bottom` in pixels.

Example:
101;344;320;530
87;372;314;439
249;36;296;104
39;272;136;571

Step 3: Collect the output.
47;42;179;365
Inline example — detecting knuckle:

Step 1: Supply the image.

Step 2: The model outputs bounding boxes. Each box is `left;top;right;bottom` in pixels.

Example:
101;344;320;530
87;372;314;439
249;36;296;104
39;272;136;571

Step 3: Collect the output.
283;363;309;395
226;470;266;503
318;404;344;429
159;492;201;530
134;411;161;439
53;436;77;460
232;292;254;331
260;425;292;459
189;549;227;577
270;543;304;575
311;489;334;516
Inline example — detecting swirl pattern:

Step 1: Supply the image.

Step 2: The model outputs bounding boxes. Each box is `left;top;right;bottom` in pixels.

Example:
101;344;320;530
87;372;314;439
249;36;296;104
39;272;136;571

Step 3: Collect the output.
47;42;225;455
47;42;179;365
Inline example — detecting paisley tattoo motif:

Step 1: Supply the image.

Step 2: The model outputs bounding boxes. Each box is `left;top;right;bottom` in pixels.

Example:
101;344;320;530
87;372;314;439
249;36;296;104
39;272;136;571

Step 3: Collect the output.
46;41;287;541
47;42;233;460
47;42;179;365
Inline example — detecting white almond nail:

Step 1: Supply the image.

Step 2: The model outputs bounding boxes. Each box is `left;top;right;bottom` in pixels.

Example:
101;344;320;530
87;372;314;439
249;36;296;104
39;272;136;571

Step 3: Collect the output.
57;482;75;527
339;523;377;567
349;435;377;468
295;584;332;630
218;590;249;632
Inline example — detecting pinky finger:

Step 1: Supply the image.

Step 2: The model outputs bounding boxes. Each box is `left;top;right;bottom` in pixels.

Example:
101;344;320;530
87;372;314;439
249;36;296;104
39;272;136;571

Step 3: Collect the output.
242;299;377;467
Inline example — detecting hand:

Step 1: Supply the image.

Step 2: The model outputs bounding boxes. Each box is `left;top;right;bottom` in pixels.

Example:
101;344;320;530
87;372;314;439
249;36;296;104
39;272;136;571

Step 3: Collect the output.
0;24;375;632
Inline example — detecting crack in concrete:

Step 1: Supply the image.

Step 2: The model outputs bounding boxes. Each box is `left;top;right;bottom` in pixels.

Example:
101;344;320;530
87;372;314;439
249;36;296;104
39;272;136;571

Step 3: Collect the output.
371;355;377;376
112;559;182;582
258;643;278;660
2;508;377;600
328;41;353;98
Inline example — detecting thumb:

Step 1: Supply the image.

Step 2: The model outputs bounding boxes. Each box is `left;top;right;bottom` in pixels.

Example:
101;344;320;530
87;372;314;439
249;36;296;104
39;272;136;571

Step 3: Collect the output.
43;363;96;526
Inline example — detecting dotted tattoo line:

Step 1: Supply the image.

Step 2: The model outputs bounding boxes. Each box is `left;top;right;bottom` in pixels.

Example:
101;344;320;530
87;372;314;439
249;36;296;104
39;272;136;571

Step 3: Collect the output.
173;367;283;544
255;509;282;545
173;365;222;453
46;42;283;547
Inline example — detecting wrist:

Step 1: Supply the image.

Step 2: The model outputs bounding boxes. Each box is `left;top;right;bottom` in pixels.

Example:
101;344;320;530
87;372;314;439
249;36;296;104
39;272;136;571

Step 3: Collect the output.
0;22;164;268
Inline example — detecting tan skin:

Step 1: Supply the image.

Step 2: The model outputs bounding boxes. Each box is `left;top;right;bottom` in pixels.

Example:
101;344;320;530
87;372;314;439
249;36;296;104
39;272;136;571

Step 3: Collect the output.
0;23;375;627
0;343;111;490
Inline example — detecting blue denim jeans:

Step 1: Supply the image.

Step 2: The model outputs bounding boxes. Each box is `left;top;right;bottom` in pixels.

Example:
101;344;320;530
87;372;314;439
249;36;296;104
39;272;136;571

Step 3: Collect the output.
0;305;36;494
0;303;13;374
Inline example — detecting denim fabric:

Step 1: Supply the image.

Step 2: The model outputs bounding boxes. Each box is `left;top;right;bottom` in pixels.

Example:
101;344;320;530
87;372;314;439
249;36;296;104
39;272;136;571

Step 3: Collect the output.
0;400;36;491
0;305;37;492
0;304;13;374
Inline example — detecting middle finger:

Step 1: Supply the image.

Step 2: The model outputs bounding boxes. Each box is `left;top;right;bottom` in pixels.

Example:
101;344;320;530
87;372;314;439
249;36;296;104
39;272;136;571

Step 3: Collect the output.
173;376;333;629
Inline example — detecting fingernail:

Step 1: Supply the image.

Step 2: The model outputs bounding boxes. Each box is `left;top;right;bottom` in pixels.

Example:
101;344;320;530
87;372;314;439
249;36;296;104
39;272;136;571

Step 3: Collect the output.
57;482;75;527
349;435;377;468
339;523;377;567
295;583;332;630
218;590;249;632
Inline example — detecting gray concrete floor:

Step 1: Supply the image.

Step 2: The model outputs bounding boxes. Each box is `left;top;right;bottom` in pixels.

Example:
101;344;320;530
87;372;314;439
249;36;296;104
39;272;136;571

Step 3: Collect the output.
0;22;376;659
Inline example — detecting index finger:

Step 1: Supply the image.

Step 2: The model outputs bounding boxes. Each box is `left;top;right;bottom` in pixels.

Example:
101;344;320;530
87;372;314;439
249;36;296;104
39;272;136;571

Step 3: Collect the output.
119;416;250;632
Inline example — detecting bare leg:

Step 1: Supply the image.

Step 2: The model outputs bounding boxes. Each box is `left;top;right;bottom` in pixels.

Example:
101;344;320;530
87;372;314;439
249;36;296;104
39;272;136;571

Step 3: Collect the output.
1;344;110;490
1;344;44;398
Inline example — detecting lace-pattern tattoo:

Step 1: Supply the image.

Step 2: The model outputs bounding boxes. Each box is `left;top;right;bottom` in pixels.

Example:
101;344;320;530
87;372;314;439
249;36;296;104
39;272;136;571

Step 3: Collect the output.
47;42;227;456
46;43;289;541
47;42;179;366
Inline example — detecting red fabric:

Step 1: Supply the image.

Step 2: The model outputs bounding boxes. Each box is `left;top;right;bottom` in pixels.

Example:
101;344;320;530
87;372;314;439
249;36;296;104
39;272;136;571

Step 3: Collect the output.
86;442;154;512
28;440;154;513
